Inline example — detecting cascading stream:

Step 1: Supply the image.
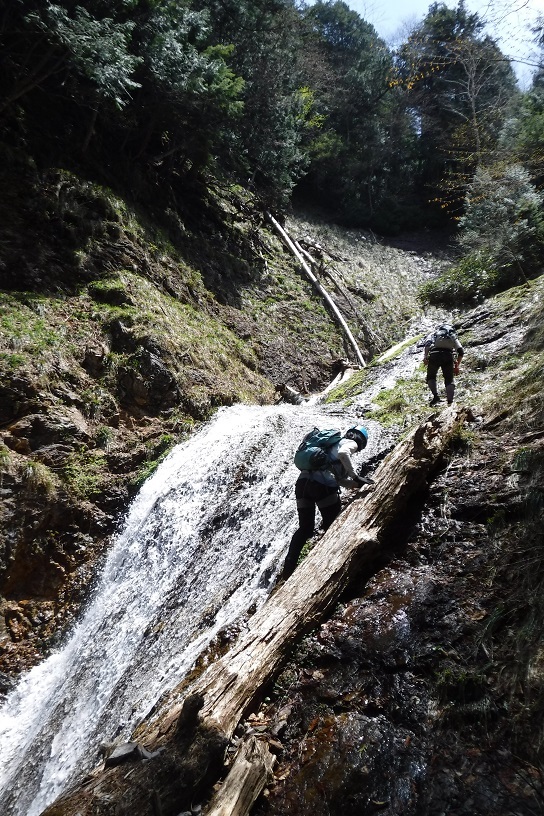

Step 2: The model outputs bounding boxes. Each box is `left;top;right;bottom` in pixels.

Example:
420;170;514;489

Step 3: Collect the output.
0;401;381;816
0;332;427;816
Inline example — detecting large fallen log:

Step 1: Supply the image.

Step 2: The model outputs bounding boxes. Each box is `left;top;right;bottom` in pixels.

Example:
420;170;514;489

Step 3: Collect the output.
43;407;466;816
187;406;465;738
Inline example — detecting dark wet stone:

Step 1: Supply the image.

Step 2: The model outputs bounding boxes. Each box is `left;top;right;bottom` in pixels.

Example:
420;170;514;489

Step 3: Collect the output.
104;742;156;767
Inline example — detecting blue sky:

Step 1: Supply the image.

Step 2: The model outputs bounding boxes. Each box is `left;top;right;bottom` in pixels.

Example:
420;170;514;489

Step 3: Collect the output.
343;0;544;85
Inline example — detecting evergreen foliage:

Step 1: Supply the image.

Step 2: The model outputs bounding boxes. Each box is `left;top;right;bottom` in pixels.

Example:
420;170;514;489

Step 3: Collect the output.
459;163;544;267
295;1;410;228
421;164;544;305
1;1;141;111
203;0;310;203
397;2;518;213
0;0;542;252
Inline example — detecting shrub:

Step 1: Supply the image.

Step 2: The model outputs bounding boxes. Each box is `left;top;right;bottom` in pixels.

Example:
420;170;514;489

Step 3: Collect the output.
62;450;107;498
420;164;544;307
419;251;500;306
459;164;544;273
23;461;58;496
95;425;115;450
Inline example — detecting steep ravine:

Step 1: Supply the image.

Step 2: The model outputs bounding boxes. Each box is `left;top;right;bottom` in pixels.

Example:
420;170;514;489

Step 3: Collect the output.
0;193;439;685
3;183;543;815
13;275;543;816
252;279;544;816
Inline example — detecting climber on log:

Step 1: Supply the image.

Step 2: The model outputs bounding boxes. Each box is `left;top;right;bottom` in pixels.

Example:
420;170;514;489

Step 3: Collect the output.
41;406;467;816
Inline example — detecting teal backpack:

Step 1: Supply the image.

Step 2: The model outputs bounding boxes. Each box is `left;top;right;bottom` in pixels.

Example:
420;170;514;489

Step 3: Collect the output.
294;427;342;471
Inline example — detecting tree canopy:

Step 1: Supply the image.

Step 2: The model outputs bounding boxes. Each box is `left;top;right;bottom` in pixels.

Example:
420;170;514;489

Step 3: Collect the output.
397;2;518;213
0;0;540;241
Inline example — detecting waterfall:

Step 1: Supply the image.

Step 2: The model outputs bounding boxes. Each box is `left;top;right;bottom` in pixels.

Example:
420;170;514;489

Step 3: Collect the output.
0;401;373;816
0;324;428;816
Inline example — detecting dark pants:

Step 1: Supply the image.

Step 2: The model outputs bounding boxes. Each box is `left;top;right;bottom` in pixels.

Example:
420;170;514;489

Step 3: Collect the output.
426;349;454;386
281;478;341;580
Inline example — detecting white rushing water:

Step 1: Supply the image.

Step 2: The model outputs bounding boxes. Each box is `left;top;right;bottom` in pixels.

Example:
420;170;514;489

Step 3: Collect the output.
0;400;382;816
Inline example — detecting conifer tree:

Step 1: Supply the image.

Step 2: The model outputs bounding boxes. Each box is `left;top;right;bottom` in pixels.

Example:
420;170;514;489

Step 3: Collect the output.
398;1;517;213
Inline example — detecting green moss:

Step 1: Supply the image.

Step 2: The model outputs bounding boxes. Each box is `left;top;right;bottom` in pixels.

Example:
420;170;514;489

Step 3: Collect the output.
371;334;424;365
449;426;475;454
298;538;317;563
148;433;176;457
482;350;544;431
62;450;108;499
129;434;181;491
1;239;274;409
131;458;162;490
0;294;61;353
131;451;169;491
0;352;27;368
88;270;269;398
324;368;369;404
88;277;134;306
367;376;428;428
95;303;137;324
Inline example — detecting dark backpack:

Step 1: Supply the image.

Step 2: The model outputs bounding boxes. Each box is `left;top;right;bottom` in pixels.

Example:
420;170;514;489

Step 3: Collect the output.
294;427;342;471
426;324;458;351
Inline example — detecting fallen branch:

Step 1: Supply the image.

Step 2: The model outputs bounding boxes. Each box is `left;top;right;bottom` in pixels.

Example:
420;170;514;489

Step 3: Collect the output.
204;736;275;816
267;213;366;367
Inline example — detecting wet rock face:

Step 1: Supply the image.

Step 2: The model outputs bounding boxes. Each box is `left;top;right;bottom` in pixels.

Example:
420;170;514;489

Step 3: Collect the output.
271;711;423;816
117;350;180;412
256;574;435;815
256;432;533;816
4;409;90;455
0;467;112;679
0;374;41;425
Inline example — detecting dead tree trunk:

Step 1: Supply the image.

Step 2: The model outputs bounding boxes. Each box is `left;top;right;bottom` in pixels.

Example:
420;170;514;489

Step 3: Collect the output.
267;214;366;367
204;737;275;816
294;241;367;328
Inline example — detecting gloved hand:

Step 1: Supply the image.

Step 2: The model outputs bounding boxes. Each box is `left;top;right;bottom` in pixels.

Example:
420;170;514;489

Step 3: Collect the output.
356;475;375;486
454;361;460;375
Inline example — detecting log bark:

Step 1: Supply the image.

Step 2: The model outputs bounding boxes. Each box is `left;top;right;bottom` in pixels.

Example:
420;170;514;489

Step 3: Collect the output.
181;407;466;738
204;737;275;816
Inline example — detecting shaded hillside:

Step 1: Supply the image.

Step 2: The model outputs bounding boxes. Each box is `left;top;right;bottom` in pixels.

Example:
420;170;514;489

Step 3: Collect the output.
0;175;436;684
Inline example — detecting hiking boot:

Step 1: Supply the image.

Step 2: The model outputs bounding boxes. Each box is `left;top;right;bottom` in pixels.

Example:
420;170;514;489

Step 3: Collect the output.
429;396;441;406
447;399;453;405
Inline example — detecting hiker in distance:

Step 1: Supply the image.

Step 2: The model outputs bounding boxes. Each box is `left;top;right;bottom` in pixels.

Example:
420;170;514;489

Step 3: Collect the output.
423;323;464;407
281;425;373;581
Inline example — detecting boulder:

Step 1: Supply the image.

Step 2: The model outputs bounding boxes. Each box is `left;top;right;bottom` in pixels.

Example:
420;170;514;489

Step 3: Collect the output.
6;409;90;453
